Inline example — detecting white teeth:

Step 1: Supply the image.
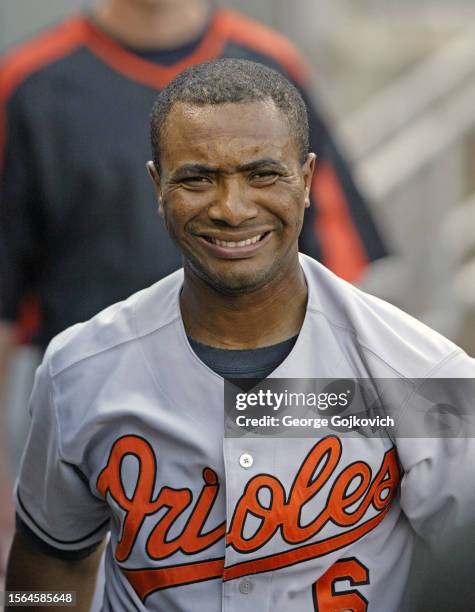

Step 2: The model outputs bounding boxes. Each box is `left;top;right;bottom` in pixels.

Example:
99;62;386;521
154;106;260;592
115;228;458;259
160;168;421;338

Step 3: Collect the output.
210;234;263;248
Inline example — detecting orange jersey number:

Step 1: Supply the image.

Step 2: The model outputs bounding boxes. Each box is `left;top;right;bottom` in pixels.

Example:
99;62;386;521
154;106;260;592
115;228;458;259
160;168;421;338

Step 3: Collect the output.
313;557;369;612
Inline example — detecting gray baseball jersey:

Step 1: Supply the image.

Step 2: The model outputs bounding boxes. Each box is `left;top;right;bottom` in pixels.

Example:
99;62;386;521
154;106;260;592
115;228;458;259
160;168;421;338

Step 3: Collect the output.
15;254;475;611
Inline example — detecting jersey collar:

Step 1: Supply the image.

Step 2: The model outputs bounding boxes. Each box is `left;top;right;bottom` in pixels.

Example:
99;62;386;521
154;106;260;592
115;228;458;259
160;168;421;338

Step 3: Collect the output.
81;8;234;89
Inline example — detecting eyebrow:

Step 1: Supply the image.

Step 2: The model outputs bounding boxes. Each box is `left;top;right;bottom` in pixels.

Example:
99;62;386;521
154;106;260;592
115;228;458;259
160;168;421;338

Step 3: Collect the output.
237;158;287;173
173;163;219;176
172;158;287;177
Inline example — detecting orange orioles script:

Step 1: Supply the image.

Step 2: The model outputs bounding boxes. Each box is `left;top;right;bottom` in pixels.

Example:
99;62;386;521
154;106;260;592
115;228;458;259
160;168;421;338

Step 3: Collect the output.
96;435;399;602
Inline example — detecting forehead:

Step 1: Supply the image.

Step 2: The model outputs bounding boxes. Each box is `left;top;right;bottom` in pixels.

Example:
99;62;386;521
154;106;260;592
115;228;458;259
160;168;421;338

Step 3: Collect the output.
160;100;297;169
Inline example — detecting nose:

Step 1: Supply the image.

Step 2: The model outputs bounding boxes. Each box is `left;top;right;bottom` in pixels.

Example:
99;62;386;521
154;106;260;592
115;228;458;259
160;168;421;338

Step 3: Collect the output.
207;177;258;226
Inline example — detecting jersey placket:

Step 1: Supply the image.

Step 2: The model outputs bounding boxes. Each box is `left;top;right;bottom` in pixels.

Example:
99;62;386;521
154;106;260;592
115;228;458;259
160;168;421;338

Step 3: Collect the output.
222;437;277;611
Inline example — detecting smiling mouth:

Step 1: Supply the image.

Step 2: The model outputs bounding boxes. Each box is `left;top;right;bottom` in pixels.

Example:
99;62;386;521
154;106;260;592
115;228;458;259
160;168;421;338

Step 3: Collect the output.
202;233;268;248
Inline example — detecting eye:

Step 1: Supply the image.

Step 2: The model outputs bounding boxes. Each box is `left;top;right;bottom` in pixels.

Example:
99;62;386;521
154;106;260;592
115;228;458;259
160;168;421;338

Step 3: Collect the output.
182;176;210;183
249;170;279;184
180;176;212;189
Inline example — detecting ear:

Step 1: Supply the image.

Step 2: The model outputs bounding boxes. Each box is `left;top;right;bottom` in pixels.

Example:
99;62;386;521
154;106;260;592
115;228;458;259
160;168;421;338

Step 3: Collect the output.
146;161;164;217
302;153;316;209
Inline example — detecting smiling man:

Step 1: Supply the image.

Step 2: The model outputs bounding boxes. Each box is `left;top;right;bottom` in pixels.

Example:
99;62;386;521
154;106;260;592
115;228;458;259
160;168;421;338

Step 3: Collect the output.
5;59;475;611
150;97;310;295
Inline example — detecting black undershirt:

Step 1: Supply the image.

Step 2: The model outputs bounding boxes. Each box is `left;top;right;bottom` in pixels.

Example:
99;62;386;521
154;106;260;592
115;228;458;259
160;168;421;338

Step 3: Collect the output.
188;335;298;379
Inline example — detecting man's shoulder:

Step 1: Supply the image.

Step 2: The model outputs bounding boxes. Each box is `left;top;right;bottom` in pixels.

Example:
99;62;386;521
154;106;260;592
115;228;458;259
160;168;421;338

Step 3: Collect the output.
216;8;310;85
301;255;465;378
46;269;184;378
0;15;89;103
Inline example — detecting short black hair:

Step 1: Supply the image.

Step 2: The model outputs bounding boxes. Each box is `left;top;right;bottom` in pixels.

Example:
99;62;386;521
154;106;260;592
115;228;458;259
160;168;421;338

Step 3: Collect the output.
150;58;309;172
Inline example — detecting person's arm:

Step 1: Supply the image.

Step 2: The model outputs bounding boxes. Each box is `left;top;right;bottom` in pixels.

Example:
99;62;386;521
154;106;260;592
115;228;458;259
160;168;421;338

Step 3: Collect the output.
0;321;17;381
0;321;18;576
8;352;110;605
397;351;475;541
6;530;104;612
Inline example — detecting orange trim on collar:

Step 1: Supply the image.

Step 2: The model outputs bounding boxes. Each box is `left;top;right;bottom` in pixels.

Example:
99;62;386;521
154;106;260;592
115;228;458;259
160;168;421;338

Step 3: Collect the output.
218;8;311;85
83;9;233;90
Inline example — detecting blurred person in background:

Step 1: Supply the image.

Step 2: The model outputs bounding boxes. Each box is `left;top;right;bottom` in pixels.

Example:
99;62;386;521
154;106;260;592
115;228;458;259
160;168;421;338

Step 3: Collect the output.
0;0;387;577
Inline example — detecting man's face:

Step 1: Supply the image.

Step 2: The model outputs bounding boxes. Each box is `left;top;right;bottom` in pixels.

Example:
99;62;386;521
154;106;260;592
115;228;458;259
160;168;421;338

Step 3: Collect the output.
149;100;315;294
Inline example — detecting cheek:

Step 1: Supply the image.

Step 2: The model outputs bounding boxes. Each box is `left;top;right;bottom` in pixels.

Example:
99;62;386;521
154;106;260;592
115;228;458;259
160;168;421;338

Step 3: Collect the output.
161;192;205;236
268;185;306;228
160;195;182;236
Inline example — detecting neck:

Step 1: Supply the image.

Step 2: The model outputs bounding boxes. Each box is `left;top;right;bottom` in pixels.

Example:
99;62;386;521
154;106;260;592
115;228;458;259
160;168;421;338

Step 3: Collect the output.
92;0;211;49
180;256;308;349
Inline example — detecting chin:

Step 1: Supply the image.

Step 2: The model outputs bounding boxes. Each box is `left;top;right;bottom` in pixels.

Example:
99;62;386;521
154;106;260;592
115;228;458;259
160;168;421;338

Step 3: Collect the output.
191;260;277;295
214;274;272;295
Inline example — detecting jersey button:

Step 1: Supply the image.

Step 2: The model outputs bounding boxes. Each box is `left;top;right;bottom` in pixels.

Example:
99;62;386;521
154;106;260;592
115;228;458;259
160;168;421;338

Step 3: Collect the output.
239;453;253;469
238;579;253;594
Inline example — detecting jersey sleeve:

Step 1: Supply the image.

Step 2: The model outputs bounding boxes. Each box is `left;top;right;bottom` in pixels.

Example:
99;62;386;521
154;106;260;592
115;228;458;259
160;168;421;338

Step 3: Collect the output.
14;356;110;554
297;85;388;282
397;350;475;541
0;85;43;324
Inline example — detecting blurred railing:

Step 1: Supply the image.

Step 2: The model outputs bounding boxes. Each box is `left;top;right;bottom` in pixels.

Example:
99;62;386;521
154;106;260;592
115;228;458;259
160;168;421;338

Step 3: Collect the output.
337;21;475;349
339;21;475;162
